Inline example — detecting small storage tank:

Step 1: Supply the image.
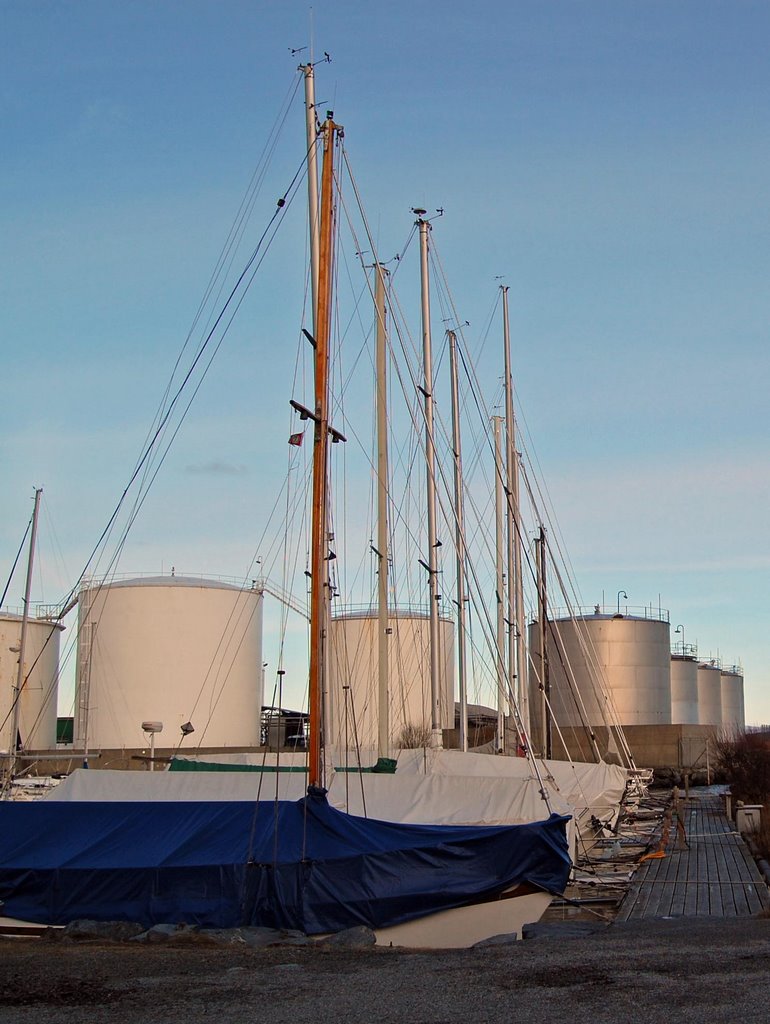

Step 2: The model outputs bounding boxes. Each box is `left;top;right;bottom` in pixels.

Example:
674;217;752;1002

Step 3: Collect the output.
720;667;745;731
328;611;454;752
670;655;699;725
697;663;723;727
74;576;263;749
0;613;62;752
528;612;672;729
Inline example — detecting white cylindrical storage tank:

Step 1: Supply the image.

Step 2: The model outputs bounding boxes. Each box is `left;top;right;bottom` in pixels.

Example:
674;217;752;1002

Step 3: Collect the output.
74;577;263;749
670;655;699;725
720;668;745;731
528;613;672;730
0;613;62;752
697;663;723;727
328;611;454;752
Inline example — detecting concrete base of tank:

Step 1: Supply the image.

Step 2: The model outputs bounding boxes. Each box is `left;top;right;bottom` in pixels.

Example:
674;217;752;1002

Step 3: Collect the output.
541;723;725;771
16;723;734;776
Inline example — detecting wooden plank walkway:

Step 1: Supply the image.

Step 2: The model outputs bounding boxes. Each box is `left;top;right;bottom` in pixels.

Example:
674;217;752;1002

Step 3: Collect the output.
618;791;770;920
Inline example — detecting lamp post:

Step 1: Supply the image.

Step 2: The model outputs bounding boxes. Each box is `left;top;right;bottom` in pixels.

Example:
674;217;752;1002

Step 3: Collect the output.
675;624;685;656
616;590;628;615
141;721;163;771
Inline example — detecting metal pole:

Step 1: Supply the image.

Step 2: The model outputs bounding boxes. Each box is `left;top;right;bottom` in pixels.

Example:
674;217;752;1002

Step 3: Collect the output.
8;487;42;784
536;527;552;759
448;331;469;752
417;215;443;750
375;263;390;760
493;416;506;752
501;286;529;739
81;618;95;769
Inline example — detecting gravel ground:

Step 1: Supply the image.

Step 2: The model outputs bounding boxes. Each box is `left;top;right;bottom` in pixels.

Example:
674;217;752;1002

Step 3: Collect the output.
2;918;770;1024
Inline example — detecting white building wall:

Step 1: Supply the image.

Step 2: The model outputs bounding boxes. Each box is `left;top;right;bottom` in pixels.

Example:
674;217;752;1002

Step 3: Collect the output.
528;615;672;729
720;670;745;730
0;615;62;751
697;664;723;727
74;578;263;749
328;612;454;752
670;656;699;725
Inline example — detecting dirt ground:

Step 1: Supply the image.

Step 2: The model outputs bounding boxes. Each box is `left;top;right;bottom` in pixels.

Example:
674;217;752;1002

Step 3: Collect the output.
2;917;770;1024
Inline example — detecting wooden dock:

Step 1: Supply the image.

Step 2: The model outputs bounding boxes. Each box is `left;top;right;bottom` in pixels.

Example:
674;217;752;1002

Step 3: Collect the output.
618;790;770;920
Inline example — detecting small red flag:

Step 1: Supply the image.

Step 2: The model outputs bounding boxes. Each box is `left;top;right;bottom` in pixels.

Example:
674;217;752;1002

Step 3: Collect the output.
288;432;304;447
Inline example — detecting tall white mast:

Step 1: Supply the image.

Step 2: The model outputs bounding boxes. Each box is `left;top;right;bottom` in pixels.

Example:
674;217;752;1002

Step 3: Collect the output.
501;286;529;738
301;63;320;334
375;264;390;759
493;416;506;752
417;212;442;750
448;330;469;752
8;487;42;785
535;528;551;759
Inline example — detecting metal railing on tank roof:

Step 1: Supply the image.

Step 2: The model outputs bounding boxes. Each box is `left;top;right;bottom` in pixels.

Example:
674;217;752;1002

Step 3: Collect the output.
547;603;670;623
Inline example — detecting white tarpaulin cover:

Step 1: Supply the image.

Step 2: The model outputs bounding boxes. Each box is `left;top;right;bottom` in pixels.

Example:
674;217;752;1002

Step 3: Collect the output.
46;767;567;824
45;765;576;855
47;748;626;848
386;749;629;829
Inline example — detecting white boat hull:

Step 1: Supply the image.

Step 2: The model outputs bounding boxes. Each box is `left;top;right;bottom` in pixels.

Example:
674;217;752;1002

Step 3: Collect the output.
374;889;552;948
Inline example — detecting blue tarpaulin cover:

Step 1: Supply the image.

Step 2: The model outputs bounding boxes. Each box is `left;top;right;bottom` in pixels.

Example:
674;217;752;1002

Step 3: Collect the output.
0;790;571;933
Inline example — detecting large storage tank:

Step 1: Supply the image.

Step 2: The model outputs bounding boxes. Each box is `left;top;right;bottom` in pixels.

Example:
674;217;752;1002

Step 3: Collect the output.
720;667;745;731
328;611;454;751
74;577;263;749
0;613;62;752
696;663;723;727
670;655;699;725
528;612;672;729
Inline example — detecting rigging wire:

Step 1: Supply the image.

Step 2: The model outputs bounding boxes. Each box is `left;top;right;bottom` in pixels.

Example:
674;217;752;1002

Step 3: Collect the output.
0;519;31;610
0;142;313;751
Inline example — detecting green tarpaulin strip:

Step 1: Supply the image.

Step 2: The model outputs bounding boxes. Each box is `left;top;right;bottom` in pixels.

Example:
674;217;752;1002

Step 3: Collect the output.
169;759;307;773
334;757;397;774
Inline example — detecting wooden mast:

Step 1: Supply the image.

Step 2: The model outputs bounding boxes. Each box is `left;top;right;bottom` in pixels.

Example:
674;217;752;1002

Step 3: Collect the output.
308;116;339;789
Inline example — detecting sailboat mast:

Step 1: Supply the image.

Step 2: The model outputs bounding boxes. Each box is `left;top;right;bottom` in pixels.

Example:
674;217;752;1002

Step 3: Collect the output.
8;487;42;784
493;416;506;752
301;63;320;334
375;264;390;759
535;527;552;759
417;214;443;750
448;331;469;752
501;286;529;738
308;117;339;789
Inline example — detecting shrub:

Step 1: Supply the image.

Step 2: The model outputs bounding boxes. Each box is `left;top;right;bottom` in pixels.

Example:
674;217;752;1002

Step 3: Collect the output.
715;732;770;805
397;723;432;749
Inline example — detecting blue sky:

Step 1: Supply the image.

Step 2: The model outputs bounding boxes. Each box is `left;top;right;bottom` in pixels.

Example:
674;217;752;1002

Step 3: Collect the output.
2;2;768;722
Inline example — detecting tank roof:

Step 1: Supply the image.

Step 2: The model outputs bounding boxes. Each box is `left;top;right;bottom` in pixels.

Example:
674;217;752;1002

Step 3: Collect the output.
548;612;669;625
0;611;64;630
82;575;259;593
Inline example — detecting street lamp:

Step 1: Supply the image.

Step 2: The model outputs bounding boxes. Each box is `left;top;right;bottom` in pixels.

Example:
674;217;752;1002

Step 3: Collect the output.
141;720;163;771
616;590;628;615
675;624;685;656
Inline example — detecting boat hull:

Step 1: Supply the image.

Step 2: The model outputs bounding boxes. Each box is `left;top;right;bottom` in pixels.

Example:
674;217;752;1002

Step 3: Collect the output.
374;888;551;948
